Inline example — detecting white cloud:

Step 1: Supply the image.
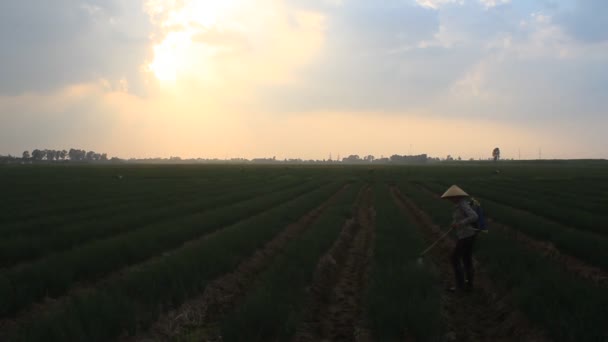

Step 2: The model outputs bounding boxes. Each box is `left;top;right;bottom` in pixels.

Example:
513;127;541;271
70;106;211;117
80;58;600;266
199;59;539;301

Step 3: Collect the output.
414;0;463;10
416;0;510;10
478;0;510;9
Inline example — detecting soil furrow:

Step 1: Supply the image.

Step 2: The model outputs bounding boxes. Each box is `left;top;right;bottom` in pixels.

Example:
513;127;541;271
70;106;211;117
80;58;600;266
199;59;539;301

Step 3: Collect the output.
294;185;375;342
127;185;350;342
390;186;548;342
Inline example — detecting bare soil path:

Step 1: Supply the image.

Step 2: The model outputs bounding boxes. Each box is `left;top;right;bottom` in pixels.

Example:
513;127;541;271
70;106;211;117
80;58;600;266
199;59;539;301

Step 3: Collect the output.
390;186;548;342
294;185;375;342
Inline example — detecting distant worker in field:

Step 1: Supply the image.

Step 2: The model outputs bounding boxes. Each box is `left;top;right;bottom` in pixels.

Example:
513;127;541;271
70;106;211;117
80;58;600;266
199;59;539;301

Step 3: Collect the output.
441;185;479;292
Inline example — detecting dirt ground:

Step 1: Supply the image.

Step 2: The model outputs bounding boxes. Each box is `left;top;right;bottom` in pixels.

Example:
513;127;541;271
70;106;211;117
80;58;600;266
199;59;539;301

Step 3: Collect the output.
294;185;375;342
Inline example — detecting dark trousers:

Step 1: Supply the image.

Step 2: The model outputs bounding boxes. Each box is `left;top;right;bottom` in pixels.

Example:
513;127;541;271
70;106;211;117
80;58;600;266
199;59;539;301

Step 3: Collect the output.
451;235;476;289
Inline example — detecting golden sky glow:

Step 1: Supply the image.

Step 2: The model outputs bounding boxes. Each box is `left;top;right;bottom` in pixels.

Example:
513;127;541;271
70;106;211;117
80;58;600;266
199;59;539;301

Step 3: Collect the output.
1;0;607;159
146;0;325;87
147;0;242;82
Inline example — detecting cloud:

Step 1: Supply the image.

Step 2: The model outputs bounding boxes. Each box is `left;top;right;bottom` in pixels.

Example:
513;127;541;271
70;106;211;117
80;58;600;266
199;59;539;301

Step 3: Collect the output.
415;0;511;10
0;80;258;159
0;0;331;158
414;0;464;10
144;0;326;92
258;1;456;112
0;0;152;95
1;0;608;159
438;9;608;124
479;0;511;9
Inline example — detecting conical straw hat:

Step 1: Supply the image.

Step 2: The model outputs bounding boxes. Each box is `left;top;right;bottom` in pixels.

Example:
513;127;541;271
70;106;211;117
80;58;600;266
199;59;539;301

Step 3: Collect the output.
441;185;469;199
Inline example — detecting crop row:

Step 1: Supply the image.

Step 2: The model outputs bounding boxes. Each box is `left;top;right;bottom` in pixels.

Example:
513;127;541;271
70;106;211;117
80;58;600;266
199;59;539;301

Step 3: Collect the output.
418;181;608;271
0;177;221;224
468;178;608;210
0;173;276;233
218;184;360;341
441;179;608;235
8;181;349;342
365;183;442;341
398;182;608;342
0;177;309;268
0;166;297;223
0;180;328;317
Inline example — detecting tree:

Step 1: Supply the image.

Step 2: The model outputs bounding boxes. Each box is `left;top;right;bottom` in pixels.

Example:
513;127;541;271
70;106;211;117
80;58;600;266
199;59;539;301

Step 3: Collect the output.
45;150;57;161
59;150;67;160
31;149;45;161
69;148;86;161
100;153;108;161
86;151;96;161
492;147;500;161
343;155;362;163
22;151;30;160
69;149;77;161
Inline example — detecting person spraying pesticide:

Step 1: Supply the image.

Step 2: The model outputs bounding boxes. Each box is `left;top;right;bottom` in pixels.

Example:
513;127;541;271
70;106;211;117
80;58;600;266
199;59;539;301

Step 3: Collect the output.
440;185;485;293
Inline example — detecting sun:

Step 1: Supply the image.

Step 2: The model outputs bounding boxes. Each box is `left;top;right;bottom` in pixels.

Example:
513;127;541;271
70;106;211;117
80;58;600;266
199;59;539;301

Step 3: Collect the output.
148;31;190;82
146;0;242;82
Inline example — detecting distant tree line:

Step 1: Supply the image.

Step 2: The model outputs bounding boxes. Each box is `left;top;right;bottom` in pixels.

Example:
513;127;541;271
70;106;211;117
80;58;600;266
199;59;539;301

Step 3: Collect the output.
340;154;432;164
16;148;110;163
110;154;441;165
0;147;508;165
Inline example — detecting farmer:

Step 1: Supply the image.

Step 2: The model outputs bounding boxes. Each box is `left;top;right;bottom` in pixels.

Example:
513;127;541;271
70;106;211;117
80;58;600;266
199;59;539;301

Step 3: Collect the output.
441;185;478;292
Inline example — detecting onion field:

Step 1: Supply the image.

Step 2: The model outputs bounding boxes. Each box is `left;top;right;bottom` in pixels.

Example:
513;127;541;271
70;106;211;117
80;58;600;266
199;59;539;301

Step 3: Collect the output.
0;162;606;342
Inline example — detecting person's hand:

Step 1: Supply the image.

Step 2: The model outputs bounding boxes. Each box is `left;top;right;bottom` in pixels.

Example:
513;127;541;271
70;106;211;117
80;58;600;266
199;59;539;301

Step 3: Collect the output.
451;223;461;229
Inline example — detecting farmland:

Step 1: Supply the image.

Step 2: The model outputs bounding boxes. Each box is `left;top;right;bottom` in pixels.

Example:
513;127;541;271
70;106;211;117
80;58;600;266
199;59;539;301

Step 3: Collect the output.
0;162;607;342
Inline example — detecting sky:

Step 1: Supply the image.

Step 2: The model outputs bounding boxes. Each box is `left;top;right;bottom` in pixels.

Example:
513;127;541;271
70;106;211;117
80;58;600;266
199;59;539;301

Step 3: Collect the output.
0;0;606;160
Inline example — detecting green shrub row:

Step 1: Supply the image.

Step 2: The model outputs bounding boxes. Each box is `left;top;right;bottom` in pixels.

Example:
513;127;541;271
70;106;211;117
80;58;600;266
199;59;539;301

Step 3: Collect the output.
0;174;274;236
0;179;214;224
469;178;607;209
7;181;349;342
365;183;442;341
218;185;360;342
0;180;328;317
0;177;309;267
445;179;608;235
0;165;299;223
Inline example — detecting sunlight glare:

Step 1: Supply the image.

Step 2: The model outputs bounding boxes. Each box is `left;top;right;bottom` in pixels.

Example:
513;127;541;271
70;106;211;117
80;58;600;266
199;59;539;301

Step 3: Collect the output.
147;0;242;83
